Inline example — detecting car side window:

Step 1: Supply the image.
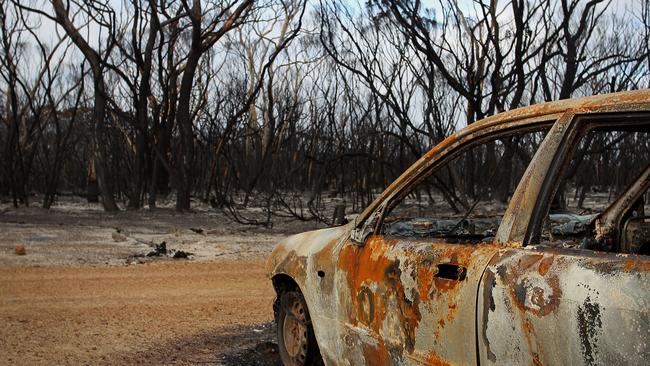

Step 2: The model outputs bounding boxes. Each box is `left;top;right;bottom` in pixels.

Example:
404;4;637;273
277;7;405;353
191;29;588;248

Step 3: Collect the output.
551;129;649;214
542;126;650;253
379;130;548;243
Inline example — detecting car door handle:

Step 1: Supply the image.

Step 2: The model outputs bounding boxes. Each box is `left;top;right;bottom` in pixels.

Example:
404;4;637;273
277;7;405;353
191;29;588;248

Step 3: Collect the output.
435;263;467;281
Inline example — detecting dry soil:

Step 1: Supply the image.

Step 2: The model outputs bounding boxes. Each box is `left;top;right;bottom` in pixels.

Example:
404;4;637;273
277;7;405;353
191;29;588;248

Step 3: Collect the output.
0;197;327;365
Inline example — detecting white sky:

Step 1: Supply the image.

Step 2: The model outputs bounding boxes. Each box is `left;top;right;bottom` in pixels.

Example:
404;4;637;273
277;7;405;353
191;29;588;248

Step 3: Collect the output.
22;0;644;49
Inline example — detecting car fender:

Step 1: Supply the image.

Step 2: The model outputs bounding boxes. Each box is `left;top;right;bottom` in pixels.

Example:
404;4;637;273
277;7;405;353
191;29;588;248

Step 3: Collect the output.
267;223;352;364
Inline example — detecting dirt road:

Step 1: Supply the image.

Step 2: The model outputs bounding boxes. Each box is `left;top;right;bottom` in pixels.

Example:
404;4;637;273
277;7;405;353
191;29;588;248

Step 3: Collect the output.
0;260;280;365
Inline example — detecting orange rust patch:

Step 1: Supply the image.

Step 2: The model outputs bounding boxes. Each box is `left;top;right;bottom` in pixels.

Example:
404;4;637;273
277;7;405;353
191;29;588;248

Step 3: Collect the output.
432;277;459;293
424;350;453;366
538;256;554;276
362;340;391;365
338;236;393;291
338;236;422;348
623;259;650;272
338;236;391;329
424;146;440;159
418;265;435;301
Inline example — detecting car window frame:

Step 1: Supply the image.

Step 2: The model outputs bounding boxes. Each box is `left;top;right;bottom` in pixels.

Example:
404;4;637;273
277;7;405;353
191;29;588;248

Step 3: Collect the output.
351;120;557;244
377;129;552;241
523;111;650;245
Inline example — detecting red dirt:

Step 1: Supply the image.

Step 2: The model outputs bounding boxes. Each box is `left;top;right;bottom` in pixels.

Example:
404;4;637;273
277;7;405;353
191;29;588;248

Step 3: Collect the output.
0;260;277;365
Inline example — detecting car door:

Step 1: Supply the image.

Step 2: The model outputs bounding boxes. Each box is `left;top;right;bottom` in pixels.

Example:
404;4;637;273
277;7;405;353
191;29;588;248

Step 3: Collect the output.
336;235;498;365
479;110;650;365
332;126;551;365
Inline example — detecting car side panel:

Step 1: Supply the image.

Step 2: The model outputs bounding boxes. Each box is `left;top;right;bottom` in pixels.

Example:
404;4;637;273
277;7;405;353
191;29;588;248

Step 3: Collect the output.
334;235;498;365
478;247;650;366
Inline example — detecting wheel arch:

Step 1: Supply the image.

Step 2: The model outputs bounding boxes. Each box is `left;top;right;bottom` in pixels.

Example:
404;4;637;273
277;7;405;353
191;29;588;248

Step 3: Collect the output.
272;272;301;294
271;273;304;322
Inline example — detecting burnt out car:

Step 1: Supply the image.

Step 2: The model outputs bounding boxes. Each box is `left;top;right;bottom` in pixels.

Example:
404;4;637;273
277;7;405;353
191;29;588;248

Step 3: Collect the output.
266;90;650;365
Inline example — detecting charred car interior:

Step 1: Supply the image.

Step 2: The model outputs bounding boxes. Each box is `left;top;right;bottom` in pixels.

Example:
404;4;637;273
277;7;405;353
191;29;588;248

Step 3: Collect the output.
383;125;650;256
267;91;650;366
382;129;550;243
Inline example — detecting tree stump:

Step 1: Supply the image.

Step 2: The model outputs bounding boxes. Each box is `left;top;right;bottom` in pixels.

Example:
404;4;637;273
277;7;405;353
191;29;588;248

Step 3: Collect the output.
332;204;346;226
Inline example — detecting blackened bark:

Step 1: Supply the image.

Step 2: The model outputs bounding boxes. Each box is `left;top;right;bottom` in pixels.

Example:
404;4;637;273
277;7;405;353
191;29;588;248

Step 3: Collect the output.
51;0;118;211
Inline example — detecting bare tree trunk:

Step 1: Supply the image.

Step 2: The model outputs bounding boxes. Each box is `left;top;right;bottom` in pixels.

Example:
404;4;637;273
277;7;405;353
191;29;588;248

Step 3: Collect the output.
50;0;118;211
92;81;119;211
127;0;160;209
175;50;200;211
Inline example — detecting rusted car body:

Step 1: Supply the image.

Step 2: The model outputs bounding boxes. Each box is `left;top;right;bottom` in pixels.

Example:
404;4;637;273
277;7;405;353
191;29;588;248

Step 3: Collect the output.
267;90;650;365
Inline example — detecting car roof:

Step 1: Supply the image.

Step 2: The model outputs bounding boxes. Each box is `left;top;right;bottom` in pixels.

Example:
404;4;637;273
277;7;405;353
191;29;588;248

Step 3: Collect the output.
458;89;650;138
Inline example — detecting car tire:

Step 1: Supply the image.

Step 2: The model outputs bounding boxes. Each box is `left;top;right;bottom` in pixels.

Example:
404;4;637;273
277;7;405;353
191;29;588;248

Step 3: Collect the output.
277;290;322;366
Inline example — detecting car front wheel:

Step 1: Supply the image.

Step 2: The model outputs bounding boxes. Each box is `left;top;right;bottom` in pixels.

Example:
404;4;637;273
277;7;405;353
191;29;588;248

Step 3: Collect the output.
277;290;322;365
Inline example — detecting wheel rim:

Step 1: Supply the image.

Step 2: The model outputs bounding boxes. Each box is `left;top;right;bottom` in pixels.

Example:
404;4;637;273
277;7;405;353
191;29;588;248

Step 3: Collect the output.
282;296;309;364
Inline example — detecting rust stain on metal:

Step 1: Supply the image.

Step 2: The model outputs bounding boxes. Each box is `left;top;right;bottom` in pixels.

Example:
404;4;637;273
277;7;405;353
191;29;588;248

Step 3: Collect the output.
424;351;453;366
622;258;650;272
417;264;436;302
537;256;554;276
362;341;391;365
339;236;423;351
